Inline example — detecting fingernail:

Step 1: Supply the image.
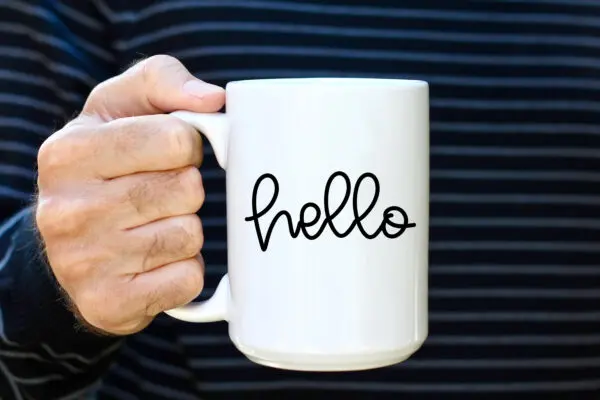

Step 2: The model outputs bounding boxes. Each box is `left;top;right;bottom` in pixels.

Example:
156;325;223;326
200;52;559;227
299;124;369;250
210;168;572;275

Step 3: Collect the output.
183;80;224;99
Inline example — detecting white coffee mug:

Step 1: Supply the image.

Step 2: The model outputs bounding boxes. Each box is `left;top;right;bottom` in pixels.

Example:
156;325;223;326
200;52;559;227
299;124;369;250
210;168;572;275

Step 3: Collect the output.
167;77;429;372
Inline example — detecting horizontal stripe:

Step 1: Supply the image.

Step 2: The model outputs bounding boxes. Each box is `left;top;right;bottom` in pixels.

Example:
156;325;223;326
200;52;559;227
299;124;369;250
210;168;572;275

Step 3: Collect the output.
430;217;600;229
205;168;600;183
0;1;63;26
134;333;180;352
0;46;96;86
182;333;600;347
428;334;600;345
141;381;198;400
201;263;600;277
0;70;83;103
0;93;63;116
96;0;600;28
197;379;600;392
0;185;31;201
0;117;51;136
481;0;600;8
179;335;229;346
175;307;600;322
431;146;600;158
430;288;600;299
0;22;113;63
111;364;197;400
201;241;227;251
430;264;600;276
431;169;600;182
53;2;104;31
0;140;39;157
0;164;36;180
199;169;225;179
431;99;600;111
431;122;600;135
431;193;600;205
430;311;600;322
201;217;225;227
204;193;225;203
121;346;192;379
203;264;600;277
429;241;600;252
115;22;600;51
189;356;600;369
174;46;600;69
427;76;600;90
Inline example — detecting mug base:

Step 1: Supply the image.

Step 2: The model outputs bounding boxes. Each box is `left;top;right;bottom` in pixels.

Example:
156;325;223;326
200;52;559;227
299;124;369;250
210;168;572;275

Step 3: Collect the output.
236;340;425;372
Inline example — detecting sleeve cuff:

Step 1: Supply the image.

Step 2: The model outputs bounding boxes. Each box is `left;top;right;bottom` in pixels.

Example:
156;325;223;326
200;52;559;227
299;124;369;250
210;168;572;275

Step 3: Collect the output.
1;206;121;353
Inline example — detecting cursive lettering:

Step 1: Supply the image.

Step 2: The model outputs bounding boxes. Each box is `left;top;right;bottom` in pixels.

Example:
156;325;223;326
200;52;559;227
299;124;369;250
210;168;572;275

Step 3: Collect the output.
244;172;416;252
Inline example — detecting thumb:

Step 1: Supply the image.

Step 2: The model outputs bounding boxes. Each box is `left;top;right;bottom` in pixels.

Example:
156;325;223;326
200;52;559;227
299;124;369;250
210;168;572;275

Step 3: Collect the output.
82;55;225;121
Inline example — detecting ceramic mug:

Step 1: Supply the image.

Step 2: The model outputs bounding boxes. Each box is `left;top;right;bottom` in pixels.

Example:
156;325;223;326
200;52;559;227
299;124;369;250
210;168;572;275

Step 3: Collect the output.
167;77;429;372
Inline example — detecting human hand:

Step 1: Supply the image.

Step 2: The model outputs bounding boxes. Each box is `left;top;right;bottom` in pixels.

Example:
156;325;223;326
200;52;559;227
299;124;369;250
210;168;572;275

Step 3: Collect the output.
35;55;224;335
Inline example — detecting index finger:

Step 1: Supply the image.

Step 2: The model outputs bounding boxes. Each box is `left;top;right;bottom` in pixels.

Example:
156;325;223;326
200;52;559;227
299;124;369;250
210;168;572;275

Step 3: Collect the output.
90;114;204;179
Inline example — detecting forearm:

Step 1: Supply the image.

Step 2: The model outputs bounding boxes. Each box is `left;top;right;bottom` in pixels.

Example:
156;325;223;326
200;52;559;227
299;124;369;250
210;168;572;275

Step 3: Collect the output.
0;206;123;399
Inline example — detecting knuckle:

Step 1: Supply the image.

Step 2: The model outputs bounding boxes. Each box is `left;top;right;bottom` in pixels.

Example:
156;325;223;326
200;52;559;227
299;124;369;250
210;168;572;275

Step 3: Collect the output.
44;243;104;288
164;118;196;163
179;167;205;211
144;286;166;316
36;130;77;175
86;80;115;117
36;138;60;174
177;261;205;303
35;197;79;237
36;195;104;238
34;198;56;237
144;259;204;317
178;214;204;258
87;81;107;104
141;54;181;86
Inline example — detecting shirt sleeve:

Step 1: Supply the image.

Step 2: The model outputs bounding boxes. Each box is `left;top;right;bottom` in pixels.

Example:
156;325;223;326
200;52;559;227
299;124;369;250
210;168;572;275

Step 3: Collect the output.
0;1;124;399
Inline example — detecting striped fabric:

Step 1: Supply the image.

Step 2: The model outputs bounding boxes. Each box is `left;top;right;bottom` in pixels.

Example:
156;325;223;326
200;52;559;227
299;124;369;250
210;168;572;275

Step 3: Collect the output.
0;0;599;399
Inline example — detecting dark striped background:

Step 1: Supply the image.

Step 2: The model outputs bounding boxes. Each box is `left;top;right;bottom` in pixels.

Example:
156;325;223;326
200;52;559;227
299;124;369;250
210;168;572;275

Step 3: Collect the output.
0;0;599;399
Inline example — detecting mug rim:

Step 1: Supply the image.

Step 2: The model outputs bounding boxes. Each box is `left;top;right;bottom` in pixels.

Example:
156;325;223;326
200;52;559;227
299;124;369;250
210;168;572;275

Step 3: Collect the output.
226;77;428;89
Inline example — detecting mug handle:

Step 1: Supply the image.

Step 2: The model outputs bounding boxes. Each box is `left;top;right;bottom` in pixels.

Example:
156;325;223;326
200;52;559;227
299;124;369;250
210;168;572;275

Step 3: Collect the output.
164;110;231;323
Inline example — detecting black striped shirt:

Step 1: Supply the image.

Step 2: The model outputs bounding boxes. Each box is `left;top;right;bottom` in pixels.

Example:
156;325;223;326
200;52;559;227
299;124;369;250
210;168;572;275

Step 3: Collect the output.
0;0;599;399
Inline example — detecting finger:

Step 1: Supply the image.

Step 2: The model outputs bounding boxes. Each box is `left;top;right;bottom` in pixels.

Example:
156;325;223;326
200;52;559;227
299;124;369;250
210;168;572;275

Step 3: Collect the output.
82;55;225;121
38;114;205;183
131;255;205;317
109;166;205;229
96;114;204;178
122;214;204;274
